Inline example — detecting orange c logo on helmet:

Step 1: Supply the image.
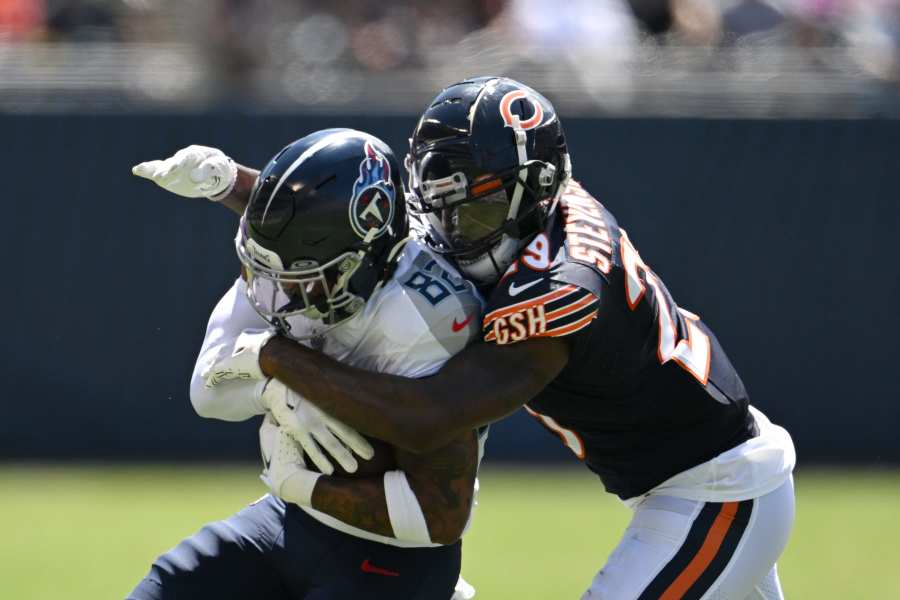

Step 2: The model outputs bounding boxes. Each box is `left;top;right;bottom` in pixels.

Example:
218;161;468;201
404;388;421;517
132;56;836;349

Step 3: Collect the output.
499;90;544;130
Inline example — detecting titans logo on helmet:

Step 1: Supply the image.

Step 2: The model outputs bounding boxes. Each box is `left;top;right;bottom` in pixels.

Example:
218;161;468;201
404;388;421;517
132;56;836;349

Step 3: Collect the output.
349;142;396;240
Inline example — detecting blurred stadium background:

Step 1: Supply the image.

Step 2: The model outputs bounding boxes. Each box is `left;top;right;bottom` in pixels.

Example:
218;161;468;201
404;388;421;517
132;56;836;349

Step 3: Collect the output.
2;0;899;598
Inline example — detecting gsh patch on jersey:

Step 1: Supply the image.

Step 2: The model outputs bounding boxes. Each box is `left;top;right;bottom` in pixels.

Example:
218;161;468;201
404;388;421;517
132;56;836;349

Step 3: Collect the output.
483;283;598;345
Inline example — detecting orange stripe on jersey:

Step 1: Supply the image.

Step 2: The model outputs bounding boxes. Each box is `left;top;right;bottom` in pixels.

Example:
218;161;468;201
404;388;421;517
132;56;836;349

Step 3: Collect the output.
540;310;597;338
545;292;597;322
659;502;740;600
483;284;579;326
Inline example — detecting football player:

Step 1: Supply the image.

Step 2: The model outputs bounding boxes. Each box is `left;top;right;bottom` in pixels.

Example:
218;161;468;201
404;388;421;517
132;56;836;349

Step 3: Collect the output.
188;78;798;599
130;130;482;599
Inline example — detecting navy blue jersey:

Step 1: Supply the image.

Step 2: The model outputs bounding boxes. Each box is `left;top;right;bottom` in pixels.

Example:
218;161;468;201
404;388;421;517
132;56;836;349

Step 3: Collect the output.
482;181;756;499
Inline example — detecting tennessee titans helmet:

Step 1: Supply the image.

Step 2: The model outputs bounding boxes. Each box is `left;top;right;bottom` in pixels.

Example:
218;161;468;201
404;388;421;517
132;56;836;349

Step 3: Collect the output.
407;76;570;284
237;129;408;338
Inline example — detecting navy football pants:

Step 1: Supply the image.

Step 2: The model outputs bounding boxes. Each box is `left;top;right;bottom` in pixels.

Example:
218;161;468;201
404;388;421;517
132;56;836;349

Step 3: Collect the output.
127;494;461;600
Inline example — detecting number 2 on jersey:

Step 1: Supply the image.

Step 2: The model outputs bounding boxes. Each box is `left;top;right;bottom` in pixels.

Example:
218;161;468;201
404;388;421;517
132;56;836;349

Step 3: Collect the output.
620;229;711;385
525;406;585;459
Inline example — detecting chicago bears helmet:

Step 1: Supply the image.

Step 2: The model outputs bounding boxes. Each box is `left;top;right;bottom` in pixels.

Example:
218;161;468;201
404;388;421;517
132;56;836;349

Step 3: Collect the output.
407;76;571;284
236;129;408;338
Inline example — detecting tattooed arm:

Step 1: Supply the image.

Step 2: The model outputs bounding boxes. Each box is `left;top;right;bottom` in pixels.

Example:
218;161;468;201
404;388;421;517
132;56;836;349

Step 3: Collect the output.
309;430;479;544
261;335;569;453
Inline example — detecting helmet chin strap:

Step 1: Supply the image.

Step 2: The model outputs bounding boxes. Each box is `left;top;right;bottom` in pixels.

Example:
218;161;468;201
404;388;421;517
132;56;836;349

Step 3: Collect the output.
509;114;529;165
506;113;530;230
372;234;413;295
459;234;521;284
507;167;527;222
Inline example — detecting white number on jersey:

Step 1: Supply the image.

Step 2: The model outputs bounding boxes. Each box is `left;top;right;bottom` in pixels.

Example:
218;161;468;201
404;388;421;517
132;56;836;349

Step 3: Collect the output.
620;229;711;385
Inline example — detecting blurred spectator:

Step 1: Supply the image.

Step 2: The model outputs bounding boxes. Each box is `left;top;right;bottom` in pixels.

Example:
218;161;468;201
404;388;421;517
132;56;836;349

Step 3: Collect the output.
44;0;121;41
721;0;785;42
0;0;895;116
670;0;722;45
627;0;674;35
0;0;45;39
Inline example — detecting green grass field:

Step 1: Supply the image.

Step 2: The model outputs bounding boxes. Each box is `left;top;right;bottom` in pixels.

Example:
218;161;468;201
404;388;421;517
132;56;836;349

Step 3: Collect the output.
1;465;897;599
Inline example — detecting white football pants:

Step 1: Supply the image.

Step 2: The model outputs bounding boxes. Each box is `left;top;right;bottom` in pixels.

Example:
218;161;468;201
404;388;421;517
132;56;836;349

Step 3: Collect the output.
582;478;794;600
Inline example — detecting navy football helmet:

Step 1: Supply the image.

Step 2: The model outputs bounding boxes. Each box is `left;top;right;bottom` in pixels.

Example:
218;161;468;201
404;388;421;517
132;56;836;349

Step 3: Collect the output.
237;129;408;338
407;76;570;284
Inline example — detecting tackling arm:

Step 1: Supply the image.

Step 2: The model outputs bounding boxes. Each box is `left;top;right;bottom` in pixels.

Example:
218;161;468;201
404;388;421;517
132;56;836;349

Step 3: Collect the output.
259;336;569;453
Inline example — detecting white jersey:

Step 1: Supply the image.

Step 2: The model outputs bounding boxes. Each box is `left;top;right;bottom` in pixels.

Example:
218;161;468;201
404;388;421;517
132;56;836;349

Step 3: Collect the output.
190;238;486;547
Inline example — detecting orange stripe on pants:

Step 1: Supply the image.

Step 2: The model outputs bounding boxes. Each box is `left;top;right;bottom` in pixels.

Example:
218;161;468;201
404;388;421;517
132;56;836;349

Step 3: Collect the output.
659;502;739;600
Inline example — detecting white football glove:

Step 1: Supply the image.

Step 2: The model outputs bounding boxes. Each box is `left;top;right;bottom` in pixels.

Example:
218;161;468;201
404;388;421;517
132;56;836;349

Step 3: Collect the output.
259;413;321;506
202;329;275;388
262;379;374;475
132;145;237;201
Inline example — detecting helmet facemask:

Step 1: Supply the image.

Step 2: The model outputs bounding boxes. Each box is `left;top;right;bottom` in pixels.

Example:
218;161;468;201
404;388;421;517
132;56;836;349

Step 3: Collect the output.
405;76;572;286
237;225;367;339
409;150;562;284
236;130;410;342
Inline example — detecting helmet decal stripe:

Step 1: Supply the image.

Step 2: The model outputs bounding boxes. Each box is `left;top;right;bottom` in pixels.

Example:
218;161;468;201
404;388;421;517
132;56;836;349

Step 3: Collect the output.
261;129;362;223
468;77;500;134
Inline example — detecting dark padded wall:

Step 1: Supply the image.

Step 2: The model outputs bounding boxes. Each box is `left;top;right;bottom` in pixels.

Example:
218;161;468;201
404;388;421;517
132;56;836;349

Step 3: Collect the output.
2;115;897;464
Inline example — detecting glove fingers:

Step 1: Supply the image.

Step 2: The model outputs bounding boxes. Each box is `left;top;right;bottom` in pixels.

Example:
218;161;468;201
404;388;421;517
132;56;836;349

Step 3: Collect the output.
190;159;222;185
132;160;164;179
296;434;334;476
154;158;184;182
314;429;359;473
327;421;375;460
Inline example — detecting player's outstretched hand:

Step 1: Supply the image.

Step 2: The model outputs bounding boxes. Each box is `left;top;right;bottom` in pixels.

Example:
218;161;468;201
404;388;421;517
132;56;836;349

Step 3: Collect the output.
263;379;375;475
259;413;321;505
132;145;237;201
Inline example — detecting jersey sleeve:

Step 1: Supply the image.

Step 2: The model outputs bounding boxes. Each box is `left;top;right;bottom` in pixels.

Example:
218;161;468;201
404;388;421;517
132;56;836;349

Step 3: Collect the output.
355;246;484;378
189;277;270;421
482;279;599;345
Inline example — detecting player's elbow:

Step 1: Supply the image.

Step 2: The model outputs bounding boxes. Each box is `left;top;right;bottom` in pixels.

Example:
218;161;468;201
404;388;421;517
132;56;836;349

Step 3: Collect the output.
189;372;267;422
396;430;436;454
189;378;220;419
396;428;452;455
189;375;239;421
424;498;473;545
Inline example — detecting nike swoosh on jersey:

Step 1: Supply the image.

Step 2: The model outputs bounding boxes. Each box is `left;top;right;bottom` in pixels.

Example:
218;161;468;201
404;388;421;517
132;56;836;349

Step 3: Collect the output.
508;279;543;296
360;559;400;577
452;314;475;332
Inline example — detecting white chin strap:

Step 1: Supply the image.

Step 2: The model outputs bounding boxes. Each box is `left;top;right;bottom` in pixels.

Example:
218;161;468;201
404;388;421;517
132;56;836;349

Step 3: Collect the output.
458;234;521;284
